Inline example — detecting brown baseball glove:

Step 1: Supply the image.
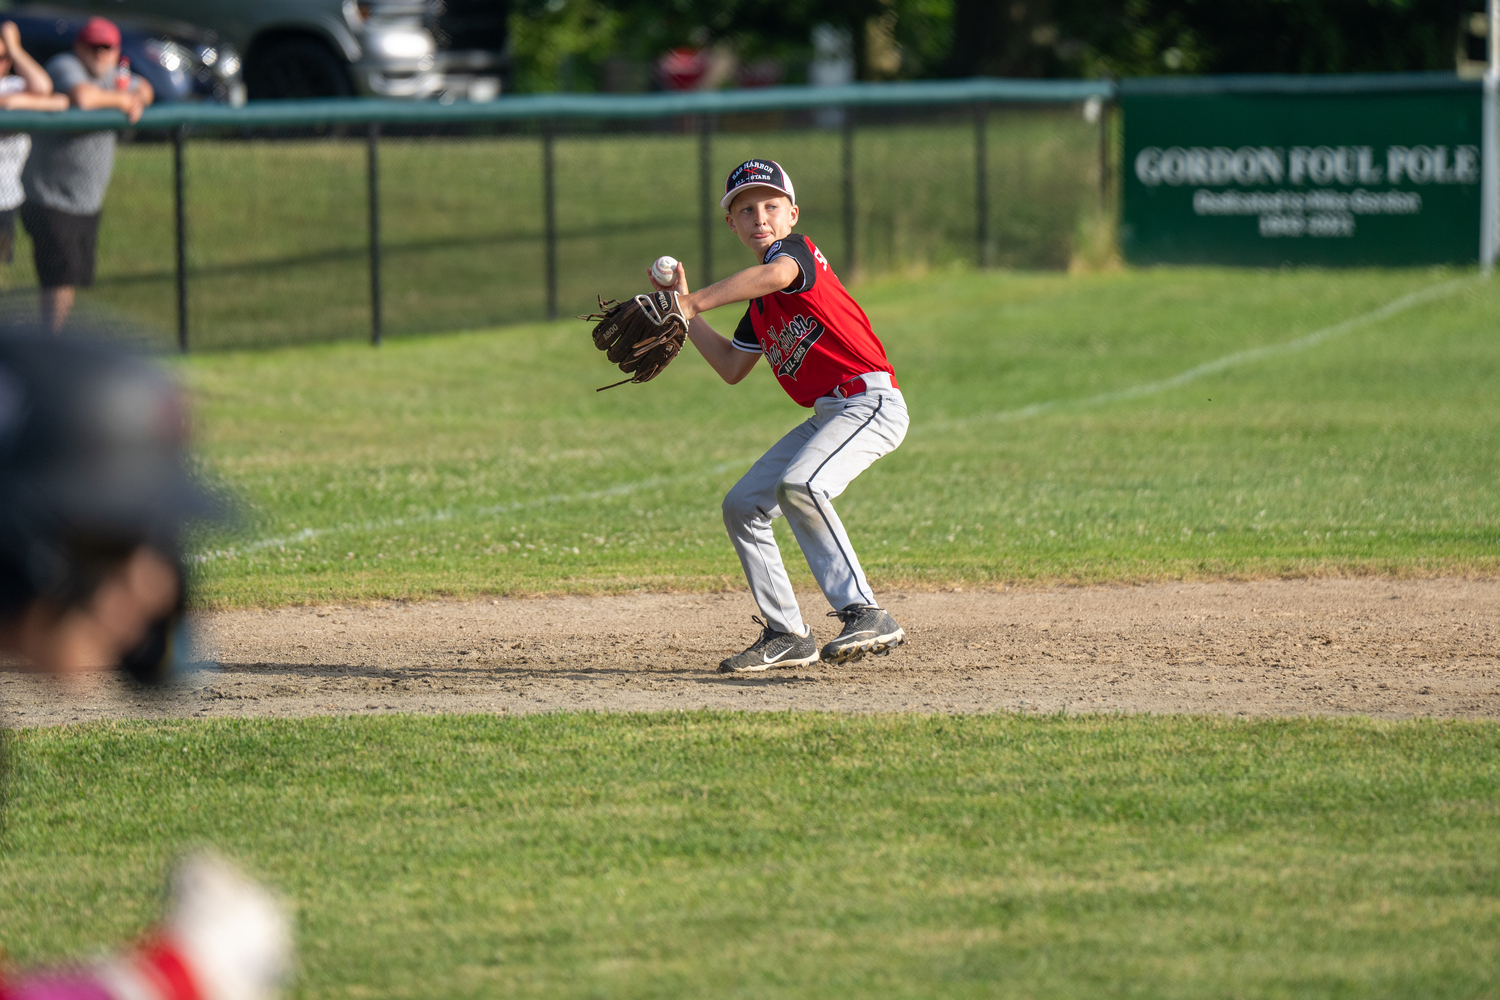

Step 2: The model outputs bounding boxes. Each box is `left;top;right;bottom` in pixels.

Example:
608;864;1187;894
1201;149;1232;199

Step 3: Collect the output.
581;291;690;391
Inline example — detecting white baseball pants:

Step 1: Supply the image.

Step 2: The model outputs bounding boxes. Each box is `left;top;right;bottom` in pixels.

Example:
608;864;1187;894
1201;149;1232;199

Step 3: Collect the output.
721;386;909;635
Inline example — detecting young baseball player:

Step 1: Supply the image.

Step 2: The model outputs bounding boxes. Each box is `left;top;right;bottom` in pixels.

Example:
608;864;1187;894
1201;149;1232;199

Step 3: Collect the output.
652;159;908;673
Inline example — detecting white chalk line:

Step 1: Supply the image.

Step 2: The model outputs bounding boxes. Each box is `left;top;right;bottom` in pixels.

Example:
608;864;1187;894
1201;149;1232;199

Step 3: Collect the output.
197;275;1474;562
192;460;750;563
913;275;1476;435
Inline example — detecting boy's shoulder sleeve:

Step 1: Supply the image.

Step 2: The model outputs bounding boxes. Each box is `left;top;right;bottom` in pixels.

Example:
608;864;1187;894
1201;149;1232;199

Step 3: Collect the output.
762;234;818;294
732;302;763;353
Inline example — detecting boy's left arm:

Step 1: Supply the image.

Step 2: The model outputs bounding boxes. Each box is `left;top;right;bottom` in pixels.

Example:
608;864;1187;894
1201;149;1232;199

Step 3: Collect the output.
683;315;758;384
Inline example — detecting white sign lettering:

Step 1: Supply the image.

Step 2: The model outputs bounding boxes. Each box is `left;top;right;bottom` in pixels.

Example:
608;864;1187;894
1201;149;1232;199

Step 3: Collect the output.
1192;189;1422;216
1136;144;1478;188
1190;187;1423;240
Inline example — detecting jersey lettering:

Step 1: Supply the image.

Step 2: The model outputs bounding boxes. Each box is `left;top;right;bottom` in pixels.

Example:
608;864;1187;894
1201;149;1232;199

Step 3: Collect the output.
765;314;824;379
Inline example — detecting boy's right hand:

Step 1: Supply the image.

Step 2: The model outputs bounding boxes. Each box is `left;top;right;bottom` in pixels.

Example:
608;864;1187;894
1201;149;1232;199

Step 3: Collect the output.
648;261;695;317
648;261;688;293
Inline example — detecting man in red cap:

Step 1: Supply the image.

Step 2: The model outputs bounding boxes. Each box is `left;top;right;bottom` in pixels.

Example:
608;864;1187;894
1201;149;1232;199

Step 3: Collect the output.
21;16;154;331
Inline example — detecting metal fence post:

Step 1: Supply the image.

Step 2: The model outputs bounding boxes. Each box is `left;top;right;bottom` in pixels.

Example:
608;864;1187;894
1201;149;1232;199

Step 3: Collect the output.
842;110;856;276
172;124;188;352
974;104;989;268
367;121;383;346
699;115;713;285
543;120;558;319
1098;100;1111;208
1483;0;1499;273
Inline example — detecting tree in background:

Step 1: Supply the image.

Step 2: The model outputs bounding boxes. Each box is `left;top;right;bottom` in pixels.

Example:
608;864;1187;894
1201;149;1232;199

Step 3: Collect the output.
948;0;1071;77
508;0;1477;91
949;0;1475;78
508;0;625;92
507;0;952;91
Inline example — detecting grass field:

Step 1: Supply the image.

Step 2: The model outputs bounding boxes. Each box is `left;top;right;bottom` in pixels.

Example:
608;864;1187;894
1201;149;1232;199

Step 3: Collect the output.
9;255;1500;1000
0;112;1097;350
183;265;1500;609
3;713;1497;999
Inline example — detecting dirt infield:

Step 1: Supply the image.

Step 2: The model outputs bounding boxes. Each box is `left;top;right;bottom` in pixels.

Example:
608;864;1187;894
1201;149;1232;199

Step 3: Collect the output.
3;578;1497;727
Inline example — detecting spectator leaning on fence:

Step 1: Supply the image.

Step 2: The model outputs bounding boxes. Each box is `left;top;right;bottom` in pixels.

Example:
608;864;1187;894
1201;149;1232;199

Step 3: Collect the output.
21;16;153;332
0;21;67;266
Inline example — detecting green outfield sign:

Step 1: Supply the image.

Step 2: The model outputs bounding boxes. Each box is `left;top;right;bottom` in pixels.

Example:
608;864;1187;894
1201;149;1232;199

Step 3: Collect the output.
1120;76;1484;265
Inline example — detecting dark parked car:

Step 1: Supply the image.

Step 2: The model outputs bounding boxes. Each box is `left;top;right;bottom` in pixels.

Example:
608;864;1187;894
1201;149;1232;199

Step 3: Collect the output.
21;0;507;101
9;6;246;104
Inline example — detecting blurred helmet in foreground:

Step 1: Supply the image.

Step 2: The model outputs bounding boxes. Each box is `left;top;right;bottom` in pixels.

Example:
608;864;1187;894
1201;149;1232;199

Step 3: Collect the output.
0;327;217;683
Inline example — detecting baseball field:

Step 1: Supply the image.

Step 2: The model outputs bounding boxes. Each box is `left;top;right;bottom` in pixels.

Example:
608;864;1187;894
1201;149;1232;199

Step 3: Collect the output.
181;264;1497;606
3;265;1499;997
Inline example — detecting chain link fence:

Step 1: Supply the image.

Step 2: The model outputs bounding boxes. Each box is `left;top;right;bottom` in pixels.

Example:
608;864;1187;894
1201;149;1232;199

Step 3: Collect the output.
0;80;1112;351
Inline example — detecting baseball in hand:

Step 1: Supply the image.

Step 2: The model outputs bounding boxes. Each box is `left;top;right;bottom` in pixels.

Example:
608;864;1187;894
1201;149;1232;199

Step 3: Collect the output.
651;255;678;286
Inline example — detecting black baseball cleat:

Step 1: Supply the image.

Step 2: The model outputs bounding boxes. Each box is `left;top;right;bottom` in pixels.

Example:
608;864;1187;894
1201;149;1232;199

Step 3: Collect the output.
821;604;905;663
718;616;820;673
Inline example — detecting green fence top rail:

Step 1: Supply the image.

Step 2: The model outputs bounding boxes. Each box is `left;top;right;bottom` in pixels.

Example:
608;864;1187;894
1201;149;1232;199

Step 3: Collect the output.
0;72;1472;132
1119;71;1478;96
0;77;1113;132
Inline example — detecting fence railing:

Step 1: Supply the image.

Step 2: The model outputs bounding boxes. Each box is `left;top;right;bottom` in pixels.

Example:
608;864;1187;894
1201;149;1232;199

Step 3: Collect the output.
1;78;1116;351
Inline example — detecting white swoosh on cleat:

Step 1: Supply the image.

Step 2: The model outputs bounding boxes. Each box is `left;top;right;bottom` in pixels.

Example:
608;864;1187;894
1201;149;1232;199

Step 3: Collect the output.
762;647;801;664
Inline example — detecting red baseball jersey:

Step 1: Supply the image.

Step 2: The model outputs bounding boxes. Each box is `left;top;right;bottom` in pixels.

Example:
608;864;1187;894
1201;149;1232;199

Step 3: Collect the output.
731;233;898;407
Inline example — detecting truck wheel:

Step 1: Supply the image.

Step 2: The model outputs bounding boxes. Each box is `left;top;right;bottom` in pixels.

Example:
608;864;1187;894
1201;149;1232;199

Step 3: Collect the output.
246;38;352;99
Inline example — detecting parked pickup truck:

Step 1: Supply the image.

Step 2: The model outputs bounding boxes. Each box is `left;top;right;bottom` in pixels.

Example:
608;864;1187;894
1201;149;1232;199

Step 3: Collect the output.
49;0;507;100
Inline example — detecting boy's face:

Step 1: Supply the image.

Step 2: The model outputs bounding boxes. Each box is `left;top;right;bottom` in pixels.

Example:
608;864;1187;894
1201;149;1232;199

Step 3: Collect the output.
725;188;799;255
